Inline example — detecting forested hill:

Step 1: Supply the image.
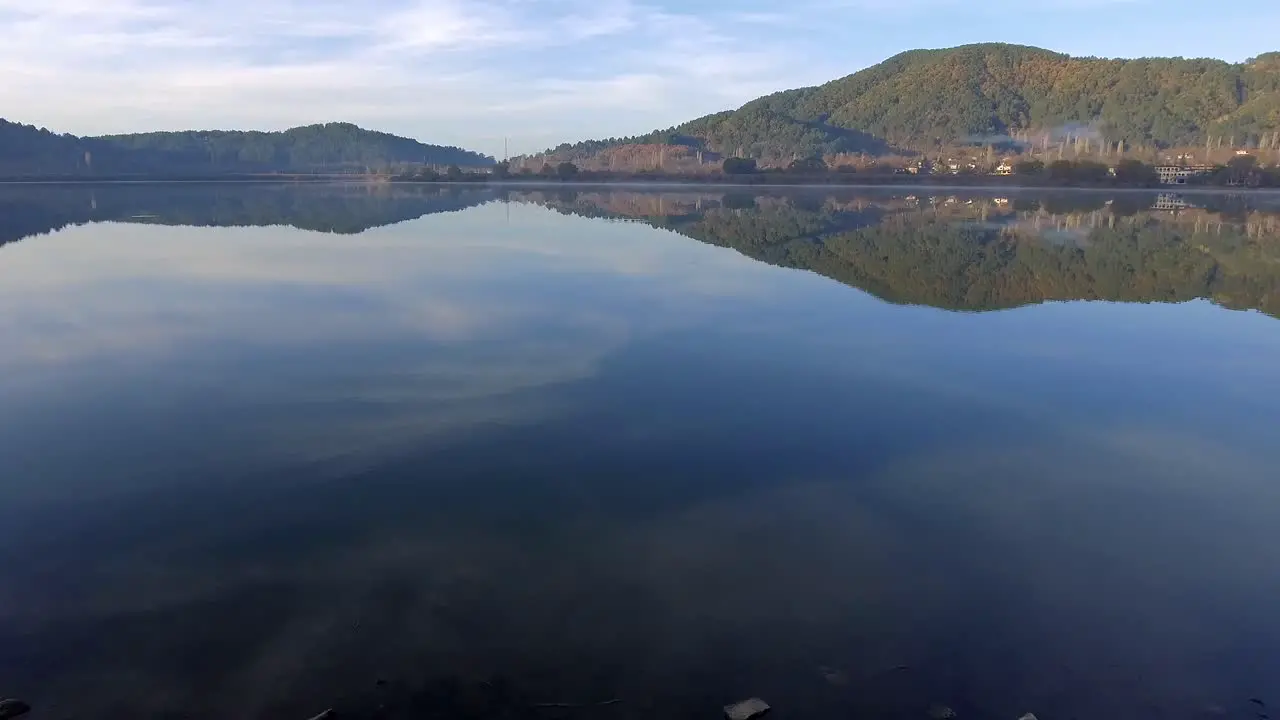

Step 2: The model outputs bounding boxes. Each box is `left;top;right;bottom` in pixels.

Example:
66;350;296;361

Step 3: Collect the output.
546;44;1280;161
96;123;492;171
0;119;493;177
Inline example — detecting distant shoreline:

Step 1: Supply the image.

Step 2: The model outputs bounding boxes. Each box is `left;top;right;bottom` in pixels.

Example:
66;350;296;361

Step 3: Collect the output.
416;172;1277;192
2;175;1278;195
483;180;1280;196
0;174;369;184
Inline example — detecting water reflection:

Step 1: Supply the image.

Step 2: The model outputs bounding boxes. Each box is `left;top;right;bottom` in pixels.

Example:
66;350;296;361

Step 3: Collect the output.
510;188;1280;316
0;185;1279;720
0;183;496;248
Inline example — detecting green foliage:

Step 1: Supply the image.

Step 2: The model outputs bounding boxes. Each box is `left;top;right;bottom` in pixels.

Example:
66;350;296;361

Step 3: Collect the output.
1045;159;1109;184
0;119;493;177
722;157;758;175
1046;160;1075;182
1013;159;1045;175
96;123;493;169
1229;155;1259;172
0;119;110;176
1113;159;1159;186
556;162;580;180
550;43;1280;159
1192;155;1279;187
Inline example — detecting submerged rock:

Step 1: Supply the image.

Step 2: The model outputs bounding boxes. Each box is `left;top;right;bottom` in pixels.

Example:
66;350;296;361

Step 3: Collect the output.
928;704;956;719
819;666;849;686
1018;714;1039;720
724;698;771;720
0;699;31;719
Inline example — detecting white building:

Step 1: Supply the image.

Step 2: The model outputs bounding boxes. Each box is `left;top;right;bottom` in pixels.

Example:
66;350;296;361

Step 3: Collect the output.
1154;165;1212;185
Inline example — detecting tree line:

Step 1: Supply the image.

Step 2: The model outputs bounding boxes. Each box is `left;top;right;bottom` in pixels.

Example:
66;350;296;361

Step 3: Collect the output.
0;119;493;178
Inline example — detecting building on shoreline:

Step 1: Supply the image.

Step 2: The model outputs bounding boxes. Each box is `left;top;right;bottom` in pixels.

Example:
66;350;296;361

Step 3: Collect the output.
1154;165;1213;185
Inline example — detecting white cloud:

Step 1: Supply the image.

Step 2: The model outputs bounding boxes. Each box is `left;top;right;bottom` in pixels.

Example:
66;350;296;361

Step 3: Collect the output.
0;199;783;504
0;0;807;154
1;0;1277;155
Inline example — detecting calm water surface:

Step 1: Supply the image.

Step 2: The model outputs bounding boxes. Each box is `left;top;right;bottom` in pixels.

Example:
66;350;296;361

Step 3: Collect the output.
1;184;1279;720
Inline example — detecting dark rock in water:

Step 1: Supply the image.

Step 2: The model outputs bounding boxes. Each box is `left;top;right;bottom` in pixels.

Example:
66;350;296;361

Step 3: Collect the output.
1253;699;1268;708
0;700;31;720
819;666;849;686
0;699;31;719
376;679;388;688
724;698;771;720
928;704;956;719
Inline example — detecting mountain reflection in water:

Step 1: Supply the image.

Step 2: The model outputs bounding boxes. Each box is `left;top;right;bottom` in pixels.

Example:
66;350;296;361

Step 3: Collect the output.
512;188;1280;316
0;184;1278;720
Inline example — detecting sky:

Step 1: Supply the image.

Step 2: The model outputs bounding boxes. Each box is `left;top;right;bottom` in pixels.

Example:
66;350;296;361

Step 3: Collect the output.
3;0;1279;156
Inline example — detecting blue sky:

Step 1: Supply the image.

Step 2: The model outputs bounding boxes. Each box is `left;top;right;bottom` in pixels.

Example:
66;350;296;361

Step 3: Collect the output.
3;0;1278;156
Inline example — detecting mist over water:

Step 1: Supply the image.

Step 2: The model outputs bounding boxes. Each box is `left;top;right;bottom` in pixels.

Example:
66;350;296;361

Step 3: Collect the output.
2;184;1279;720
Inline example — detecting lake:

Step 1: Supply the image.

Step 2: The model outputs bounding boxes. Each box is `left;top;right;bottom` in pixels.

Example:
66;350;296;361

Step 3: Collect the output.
1;183;1279;720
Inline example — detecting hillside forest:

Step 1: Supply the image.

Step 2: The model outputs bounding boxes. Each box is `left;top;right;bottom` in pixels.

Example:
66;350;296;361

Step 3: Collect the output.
0;120;493;178
527;44;1280;173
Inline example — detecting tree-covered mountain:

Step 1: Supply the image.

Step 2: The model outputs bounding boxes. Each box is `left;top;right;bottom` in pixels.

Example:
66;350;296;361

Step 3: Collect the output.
518;189;1280;317
546;44;1280;162
0;119;493;178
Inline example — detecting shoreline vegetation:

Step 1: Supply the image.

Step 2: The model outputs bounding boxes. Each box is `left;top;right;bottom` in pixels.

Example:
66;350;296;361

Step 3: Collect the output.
4;168;1280;192
388;159;1279;190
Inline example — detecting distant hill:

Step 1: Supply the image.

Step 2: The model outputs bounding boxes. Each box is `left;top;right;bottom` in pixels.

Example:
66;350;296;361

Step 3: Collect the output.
545;44;1280;162
0;119;493;178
